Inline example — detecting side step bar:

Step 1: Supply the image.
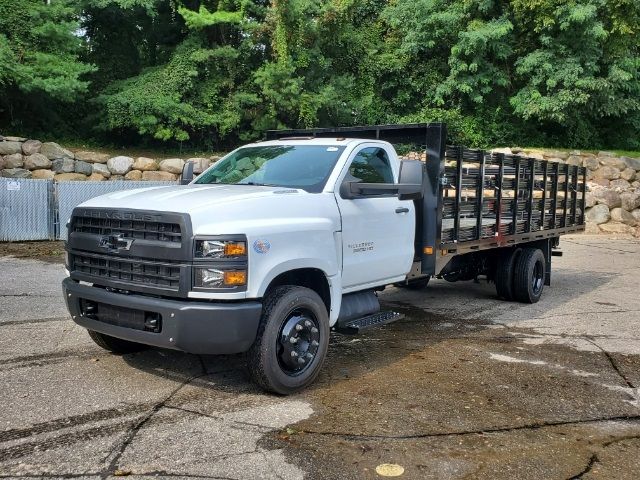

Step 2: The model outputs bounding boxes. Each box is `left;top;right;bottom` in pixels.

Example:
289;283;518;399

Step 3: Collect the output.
334;311;404;335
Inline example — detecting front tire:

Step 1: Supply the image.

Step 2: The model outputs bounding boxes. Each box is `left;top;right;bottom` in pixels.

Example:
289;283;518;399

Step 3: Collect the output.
247;286;329;394
87;330;148;354
512;248;546;303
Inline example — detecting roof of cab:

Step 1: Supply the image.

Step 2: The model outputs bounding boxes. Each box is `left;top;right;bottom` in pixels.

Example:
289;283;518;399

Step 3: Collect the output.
243;137;391;148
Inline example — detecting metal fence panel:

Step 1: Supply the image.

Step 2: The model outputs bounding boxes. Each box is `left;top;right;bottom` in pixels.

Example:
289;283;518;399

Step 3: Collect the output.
57;181;175;240
0;178;54;241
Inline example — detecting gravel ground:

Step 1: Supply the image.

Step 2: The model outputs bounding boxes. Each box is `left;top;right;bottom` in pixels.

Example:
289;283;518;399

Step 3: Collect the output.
0;235;639;479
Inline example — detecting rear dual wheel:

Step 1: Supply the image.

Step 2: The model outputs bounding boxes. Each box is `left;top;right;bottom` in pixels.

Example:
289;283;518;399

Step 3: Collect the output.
496;247;546;304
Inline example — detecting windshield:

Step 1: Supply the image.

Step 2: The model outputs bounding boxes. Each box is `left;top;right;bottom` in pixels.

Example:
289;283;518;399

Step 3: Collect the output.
194;145;346;193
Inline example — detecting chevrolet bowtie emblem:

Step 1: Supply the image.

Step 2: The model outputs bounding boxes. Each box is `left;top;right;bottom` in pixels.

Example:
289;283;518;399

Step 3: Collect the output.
99;233;134;252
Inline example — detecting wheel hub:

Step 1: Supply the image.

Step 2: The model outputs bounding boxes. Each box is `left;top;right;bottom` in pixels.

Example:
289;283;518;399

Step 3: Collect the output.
278;310;320;374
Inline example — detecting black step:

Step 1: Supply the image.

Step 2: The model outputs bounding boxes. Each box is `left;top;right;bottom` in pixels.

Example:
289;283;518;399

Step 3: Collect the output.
335;311;405;334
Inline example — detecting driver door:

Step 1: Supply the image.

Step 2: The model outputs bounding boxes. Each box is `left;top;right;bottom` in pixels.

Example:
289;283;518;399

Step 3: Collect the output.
335;144;415;290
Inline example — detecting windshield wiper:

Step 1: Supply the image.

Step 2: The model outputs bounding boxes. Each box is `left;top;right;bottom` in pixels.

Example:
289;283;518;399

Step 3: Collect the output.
237;182;280;187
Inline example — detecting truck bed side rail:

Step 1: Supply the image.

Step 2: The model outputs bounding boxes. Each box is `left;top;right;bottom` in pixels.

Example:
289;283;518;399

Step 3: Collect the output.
439;147;586;256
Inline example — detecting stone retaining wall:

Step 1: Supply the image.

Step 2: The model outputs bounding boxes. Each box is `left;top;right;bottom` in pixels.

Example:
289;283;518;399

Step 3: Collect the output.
0;135;219;182
2;135;639;235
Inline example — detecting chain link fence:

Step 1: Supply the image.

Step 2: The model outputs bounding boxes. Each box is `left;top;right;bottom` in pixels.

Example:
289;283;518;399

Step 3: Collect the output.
0;179;175;241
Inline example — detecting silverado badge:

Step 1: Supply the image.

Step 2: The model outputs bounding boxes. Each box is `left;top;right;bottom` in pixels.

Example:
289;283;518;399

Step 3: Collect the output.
99;233;134;252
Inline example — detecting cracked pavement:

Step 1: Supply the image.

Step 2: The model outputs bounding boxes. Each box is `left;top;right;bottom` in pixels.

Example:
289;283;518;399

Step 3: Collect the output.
1;235;640;479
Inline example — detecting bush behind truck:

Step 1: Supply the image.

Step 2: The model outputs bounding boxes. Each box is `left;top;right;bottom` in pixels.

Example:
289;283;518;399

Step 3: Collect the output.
62;124;586;394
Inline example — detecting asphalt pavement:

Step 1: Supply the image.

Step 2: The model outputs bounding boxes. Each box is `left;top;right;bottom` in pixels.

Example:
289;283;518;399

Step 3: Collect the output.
1;235;639;479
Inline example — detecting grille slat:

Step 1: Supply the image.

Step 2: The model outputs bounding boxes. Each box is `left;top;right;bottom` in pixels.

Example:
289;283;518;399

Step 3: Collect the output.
72;216;182;243
72;252;181;290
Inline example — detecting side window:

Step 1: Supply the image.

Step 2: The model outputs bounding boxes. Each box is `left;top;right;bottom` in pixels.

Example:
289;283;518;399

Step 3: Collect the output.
349;147;394;184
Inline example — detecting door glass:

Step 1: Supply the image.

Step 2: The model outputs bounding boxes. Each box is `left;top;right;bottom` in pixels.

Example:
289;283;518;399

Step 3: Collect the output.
349;147;394;183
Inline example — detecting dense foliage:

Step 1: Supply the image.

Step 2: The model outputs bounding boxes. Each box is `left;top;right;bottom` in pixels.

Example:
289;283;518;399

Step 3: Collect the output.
0;0;638;149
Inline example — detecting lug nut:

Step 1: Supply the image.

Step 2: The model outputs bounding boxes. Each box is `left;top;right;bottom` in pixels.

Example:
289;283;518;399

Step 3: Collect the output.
295;324;303;331
290;351;298;357
311;340;319;347
306;353;313;359
289;337;298;344
311;327;319;334
304;320;312;328
297;357;306;364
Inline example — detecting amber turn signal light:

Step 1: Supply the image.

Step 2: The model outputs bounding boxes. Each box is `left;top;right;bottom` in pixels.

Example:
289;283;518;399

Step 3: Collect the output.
223;270;247;286
224;242;247;256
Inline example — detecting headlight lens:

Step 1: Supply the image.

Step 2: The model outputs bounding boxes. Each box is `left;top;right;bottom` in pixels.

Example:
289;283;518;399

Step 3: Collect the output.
194;267;247;289
195;240;247;258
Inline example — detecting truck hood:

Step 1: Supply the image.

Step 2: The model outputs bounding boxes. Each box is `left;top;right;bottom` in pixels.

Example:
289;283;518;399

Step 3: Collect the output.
78;184;341;236
80;184;297;212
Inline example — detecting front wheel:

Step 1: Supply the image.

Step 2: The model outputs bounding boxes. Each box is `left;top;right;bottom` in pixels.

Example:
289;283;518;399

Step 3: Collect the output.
247;286;329;394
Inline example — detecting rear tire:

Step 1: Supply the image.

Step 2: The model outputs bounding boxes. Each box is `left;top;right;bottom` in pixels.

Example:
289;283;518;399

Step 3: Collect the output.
247;286;329;395
394;276;430;290
87;330;148;354
512;248;546;303
495;248;521;300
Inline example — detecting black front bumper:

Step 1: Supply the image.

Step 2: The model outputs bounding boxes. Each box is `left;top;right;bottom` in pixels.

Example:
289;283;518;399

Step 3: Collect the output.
63;278;262;354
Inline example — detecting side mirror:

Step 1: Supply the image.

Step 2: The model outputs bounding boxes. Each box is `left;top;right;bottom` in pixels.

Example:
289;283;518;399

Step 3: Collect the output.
181;161;194;185
397;160;424;200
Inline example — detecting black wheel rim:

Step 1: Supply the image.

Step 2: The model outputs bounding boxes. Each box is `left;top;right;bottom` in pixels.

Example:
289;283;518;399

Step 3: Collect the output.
532;260;544;295
277;308;320;376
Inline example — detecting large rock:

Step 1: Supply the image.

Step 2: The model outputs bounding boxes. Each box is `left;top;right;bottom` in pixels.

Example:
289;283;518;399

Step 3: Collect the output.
92;163;111;178
631;209;640;223
583;156;600;170
0;141;22;155
186;157;210;174
54;173;87;181
159;158;185;174
610;178;631;190
566;156;582;166
591;187;621;208
88;172;106;181
599;156;628;170
585;191;596;208
125;170;142;181
593;166;621;180
611;207;638;226
41;142;73;160
585;204;611;224
24;153;51;170
4;153;23;168
599;222;634;235
491;147;513;155
0;156;4;170
110;174;125;181
107;156;134;175
21;140;42;155
622;157;640;171
4;136;26;142
2;168;31;178
132;157;158;171
620;193;640;212
74;160;93;176
544;150;569;160
31;169;55;180
142;170;177;181
51;157;75;173
74;151;110;163
620;167;636;182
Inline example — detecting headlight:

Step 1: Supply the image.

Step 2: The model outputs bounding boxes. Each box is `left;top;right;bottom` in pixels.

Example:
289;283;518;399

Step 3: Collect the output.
194;267;247;289
195;239;247;258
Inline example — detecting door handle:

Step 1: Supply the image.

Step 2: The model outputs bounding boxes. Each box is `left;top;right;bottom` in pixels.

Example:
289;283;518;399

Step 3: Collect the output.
395;207;409;214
